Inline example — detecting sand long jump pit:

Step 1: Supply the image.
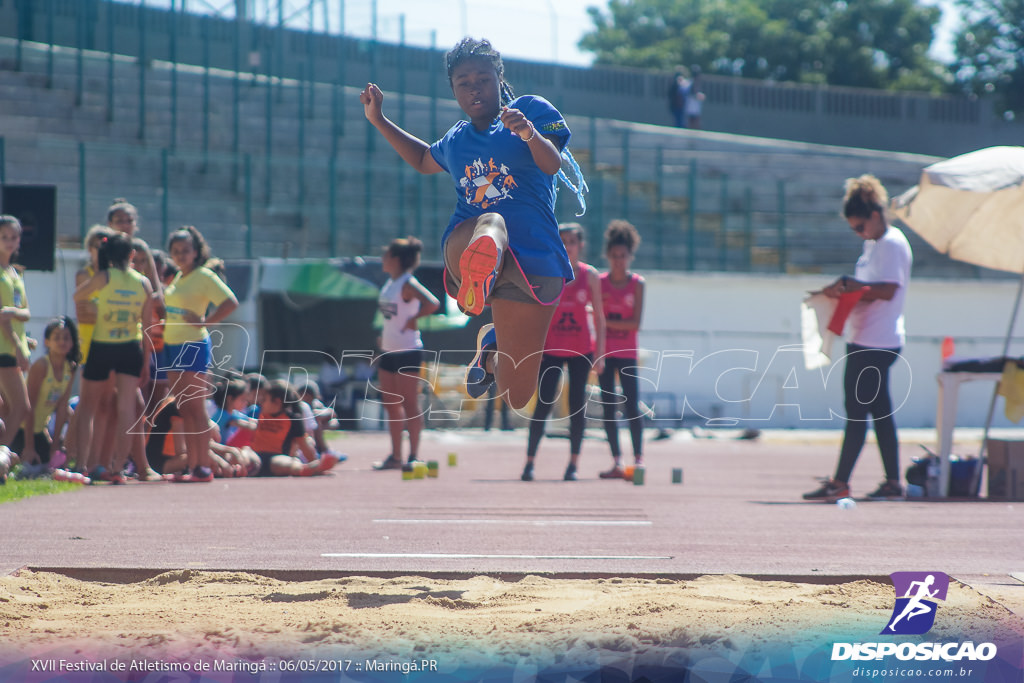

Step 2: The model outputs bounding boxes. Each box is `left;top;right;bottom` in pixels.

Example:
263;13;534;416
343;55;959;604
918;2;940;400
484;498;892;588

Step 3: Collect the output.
0;569;1021;681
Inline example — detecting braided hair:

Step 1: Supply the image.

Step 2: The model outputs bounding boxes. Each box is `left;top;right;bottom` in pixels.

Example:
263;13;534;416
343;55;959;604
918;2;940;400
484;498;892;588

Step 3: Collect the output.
445;37;515;106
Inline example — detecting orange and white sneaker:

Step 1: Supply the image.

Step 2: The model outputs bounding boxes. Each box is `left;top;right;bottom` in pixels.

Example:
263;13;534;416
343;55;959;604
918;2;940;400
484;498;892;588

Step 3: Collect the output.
457;235;502;316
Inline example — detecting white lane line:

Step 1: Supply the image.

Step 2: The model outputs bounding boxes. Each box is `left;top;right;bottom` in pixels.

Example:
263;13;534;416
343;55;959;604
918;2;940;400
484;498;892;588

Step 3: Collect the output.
322;553;672;560
372;519;652;526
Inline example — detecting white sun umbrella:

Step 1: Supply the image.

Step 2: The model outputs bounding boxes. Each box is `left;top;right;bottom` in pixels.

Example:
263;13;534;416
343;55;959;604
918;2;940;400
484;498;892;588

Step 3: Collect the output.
892;146;1024;271
891;145;1024;491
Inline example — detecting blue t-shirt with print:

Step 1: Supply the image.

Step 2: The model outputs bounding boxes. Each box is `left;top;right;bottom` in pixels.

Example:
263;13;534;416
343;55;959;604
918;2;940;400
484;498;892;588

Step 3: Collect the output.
429;95;574;280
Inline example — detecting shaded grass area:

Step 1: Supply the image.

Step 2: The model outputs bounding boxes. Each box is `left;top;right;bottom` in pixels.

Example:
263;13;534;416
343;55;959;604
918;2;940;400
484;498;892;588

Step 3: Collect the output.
0;477;80;504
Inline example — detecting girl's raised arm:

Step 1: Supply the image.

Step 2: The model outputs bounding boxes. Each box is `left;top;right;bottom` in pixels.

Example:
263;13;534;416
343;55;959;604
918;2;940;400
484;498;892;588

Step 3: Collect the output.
360;83;444;175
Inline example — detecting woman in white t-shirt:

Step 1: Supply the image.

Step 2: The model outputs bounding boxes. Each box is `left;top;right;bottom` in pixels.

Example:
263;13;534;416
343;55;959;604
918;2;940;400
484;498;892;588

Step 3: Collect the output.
372;237;440;471
804;175;912;503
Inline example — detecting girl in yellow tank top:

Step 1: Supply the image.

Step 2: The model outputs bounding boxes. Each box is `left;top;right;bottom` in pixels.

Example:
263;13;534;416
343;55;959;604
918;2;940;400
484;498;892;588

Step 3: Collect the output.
0;216;32;454
75;226;113;365
73;233;156;480
15;317;80;470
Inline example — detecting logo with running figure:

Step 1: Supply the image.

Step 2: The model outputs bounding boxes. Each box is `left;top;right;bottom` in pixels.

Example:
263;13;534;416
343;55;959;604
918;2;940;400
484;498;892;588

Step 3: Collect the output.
882;572;950;635
460;157;516;210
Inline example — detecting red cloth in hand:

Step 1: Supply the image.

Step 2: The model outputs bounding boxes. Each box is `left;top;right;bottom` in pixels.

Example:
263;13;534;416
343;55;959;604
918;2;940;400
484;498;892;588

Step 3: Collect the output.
827;289;867;336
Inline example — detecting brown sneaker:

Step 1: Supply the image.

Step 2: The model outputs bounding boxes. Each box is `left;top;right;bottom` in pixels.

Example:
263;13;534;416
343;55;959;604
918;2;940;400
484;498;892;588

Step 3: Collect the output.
802;479;850;502
599;466;625;479
866;481;904;501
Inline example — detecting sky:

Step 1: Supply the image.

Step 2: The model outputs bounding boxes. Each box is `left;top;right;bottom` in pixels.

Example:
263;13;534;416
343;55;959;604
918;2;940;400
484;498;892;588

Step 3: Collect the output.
339;0;598;66
168;0;962;67
336;0;963;67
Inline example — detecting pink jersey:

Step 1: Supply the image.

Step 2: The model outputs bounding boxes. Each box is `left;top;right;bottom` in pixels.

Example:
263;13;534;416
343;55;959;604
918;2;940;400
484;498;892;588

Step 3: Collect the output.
601;272;641;358
544;263;596;357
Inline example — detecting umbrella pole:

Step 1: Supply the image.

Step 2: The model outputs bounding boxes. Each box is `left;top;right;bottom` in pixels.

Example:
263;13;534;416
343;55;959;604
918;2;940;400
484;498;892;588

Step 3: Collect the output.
973;269;1024;495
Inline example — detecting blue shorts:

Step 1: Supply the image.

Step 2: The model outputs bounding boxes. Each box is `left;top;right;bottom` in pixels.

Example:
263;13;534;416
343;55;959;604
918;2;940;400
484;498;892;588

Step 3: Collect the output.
162;337;212;374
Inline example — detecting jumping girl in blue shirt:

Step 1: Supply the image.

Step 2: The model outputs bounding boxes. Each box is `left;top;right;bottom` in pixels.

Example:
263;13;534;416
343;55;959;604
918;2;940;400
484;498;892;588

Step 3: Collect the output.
360;37;582;409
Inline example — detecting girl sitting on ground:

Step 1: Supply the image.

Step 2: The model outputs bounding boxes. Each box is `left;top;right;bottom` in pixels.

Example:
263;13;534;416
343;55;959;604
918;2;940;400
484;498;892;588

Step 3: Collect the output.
210;378;255;445
147;393;260;478
243;379;341;477
12;317;81;476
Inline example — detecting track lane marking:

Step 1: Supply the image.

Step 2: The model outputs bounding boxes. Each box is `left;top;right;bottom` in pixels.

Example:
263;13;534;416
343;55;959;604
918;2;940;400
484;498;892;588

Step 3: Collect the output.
372;519;652;526
322;553;672;560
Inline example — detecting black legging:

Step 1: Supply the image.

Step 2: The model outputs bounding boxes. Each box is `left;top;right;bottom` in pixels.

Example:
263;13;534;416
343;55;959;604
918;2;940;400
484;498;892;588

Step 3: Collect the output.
527;353;593;457
598;356;643;458
835;344;901;484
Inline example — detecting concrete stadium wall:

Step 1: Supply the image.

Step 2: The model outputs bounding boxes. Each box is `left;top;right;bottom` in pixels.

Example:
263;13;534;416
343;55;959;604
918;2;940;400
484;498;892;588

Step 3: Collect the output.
640;271;1023;432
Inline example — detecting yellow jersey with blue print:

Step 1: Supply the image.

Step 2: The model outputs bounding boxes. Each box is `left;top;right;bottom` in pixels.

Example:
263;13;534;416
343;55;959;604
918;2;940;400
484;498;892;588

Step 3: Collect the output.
163;266;234;345
33;357;72;433
0;265;30;358
93;268;147;343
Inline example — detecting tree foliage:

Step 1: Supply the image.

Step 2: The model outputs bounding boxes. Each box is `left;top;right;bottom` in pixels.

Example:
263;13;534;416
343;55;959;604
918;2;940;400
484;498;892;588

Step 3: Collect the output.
952;0;1024;115
578;0;946;91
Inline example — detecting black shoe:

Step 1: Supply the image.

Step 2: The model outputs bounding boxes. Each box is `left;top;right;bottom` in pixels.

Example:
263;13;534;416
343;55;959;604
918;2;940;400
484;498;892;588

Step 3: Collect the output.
521;463;534;481
563;464;578;481
866;481;904;500
373;455;403;470
407;455;420;464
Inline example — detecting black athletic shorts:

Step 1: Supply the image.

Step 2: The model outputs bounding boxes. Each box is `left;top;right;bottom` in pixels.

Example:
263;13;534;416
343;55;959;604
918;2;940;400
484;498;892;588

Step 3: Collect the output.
83;341;145;381
376;349;423;375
